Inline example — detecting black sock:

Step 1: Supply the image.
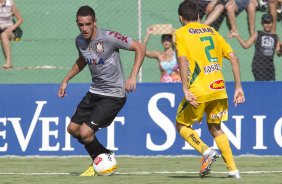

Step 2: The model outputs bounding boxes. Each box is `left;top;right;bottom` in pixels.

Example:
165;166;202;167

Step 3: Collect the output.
84;137;112;160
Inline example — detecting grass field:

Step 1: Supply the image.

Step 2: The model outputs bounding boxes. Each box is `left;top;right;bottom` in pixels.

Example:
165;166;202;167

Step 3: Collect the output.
0;156;281;184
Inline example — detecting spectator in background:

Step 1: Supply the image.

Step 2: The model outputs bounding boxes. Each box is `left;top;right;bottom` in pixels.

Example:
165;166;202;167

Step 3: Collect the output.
268;0;282;33
226;0;258;38
229;13;282;81
199;0;227;31
0;0;23;69
143;26;181;82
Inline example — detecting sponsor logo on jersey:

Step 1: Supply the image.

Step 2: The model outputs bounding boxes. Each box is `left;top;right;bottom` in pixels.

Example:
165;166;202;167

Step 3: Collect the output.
95;42;104;53
210;80;225;90
204;63;221;74
188;27;214;34
85;58;105;65
109;31;128;43
211;110;227;120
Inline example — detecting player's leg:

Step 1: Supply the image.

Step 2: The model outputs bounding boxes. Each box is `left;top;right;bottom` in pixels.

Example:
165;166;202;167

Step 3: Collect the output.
85;94;126;156
176;122;219;177
79;94;126;176
176;123;209;155
68;92;112;158
176;98;218;177
67;92;114;176
206;99;240;178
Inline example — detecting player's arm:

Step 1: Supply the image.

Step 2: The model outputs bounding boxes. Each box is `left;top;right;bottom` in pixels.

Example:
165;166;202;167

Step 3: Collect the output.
178;56;198;107
174;30;197;106
58;56;86;98
217;29;245;106
126;40;146;92
228;52;245;106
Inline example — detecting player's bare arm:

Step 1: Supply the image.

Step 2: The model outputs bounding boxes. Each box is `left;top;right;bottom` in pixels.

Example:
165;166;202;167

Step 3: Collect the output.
125;40;146;93
58;57;86;98
178;56;198;107
228;52;245;106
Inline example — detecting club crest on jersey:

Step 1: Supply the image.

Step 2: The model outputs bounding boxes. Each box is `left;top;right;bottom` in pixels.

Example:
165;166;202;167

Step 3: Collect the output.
95;42;104;53
209;80;225;90
88;45;95;53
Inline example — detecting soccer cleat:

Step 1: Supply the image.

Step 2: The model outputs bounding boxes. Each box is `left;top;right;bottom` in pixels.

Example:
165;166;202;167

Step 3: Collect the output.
228;170;241;178
80;165;97;176
199;148;219;178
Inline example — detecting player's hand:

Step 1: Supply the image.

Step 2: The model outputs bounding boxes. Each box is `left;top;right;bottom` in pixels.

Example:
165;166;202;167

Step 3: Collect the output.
184;88;198;107
58;81;68;98
233;88;245;106
125;77;136;93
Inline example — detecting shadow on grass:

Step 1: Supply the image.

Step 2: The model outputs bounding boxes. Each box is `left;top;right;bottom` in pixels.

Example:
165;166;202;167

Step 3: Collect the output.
169;175;227;179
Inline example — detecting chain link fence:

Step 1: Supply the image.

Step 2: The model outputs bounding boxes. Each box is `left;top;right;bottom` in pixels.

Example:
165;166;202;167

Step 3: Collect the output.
0;0;281;84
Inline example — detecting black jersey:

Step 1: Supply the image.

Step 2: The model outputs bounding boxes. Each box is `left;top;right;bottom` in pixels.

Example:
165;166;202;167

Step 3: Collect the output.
253;31;278;67
252;31;278;81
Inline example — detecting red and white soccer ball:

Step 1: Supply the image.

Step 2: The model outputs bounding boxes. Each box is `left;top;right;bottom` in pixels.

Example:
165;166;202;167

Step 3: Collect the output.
93;153;117;176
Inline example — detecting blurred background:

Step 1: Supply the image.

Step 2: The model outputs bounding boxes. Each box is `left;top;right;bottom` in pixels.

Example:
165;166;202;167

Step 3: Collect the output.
0;0;281;83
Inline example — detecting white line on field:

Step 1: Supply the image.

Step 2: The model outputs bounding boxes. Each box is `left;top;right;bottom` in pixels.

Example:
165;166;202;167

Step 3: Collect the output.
0;171;282;176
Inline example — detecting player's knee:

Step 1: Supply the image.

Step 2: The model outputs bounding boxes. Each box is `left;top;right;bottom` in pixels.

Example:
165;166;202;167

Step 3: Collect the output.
208;123;224;137
175;121;182;132
67;123;79;136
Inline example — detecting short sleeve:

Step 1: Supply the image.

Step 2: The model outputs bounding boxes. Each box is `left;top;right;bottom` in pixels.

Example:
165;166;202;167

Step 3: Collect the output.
214;30;233;60
174;30;187;57
107;30;132;50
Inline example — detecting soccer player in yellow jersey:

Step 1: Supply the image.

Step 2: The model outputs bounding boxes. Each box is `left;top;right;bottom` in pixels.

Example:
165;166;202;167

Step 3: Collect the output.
174;0;245;178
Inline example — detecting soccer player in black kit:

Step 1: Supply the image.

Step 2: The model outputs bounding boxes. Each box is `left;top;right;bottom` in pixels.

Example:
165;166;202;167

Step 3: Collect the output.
58;5;145;176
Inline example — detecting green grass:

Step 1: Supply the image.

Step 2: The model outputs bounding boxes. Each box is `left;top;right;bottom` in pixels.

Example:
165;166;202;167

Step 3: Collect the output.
0;156;281;184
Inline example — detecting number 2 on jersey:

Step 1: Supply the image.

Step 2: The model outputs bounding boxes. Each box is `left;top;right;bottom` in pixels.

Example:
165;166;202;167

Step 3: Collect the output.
200;36;218;62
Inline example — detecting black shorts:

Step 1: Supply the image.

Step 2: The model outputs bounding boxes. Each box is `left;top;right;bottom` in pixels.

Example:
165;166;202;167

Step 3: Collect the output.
71;92;126;131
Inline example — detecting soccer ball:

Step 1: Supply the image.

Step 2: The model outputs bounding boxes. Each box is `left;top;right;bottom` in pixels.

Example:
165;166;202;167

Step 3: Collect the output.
93;153;117;176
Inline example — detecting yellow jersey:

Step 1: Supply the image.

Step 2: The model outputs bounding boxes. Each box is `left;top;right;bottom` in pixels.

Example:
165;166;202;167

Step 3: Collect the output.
174;22;233;103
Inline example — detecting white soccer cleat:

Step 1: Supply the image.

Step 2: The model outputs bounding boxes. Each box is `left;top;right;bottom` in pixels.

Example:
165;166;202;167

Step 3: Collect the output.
228;170;241;178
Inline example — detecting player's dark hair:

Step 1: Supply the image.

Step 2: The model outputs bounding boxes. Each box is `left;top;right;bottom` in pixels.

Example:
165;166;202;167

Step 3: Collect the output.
76;5;96;21
178;0;199;21
161;34;172;43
